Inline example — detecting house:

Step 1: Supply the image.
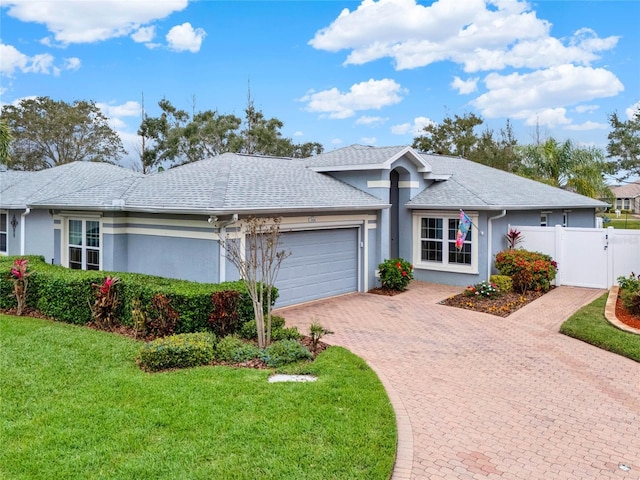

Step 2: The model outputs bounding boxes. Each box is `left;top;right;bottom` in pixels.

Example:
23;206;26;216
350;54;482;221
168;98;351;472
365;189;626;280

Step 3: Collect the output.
609;181;640;214
0;145;608;306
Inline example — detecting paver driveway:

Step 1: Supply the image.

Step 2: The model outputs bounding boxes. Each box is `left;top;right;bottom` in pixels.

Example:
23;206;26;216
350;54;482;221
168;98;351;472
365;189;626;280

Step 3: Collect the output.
276;282;640;480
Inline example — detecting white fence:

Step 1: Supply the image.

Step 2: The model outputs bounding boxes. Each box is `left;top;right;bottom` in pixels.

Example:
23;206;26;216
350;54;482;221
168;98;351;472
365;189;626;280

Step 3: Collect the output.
512;225;640;289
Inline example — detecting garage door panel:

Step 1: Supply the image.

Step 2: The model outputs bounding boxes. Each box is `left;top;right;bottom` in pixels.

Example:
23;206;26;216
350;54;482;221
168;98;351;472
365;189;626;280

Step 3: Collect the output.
275;228;358;306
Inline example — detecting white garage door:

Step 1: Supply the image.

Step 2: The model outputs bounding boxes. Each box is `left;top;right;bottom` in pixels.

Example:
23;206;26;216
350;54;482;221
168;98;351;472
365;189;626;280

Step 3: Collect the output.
275;228;359;306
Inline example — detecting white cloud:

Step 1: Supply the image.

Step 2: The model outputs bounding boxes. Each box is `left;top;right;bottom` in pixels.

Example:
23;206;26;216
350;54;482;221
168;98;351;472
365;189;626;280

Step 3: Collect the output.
564;121;608;131
301;78;406;119
166;22;206;53
355;115;388;126
131;26;156;43
626;101;640;119
451;76;478;94
471;64;624;122
293;131;304;137
3;0;188;44
309;0;618;72
391;116;434;135
97;101;141;118
331;138;343;145
522;108;571;128
63;57;81;71
361;136;377;145
0;43;57;76
574;104;599;114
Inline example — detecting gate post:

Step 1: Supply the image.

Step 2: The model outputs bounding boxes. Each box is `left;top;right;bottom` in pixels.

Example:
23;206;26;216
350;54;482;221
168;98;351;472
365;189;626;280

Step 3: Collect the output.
554;225;563;286
607;226;615;288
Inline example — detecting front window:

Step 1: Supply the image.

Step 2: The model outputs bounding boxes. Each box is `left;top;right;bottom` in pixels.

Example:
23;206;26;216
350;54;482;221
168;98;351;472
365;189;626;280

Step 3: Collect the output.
68;219;100;270
0;212;7;254
414;212;478;273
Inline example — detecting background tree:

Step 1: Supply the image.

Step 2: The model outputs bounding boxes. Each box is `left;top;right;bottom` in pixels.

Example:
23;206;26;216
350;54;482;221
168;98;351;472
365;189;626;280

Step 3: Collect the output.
607;107;640;179
517;137;614;199
1;97;125;170
412;113;521;172
412;112;483;157
139;95;323;168
0;119;12;166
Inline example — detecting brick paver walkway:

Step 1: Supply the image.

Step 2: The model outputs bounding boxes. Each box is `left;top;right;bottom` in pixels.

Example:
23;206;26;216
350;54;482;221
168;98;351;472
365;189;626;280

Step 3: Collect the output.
276;282;640;479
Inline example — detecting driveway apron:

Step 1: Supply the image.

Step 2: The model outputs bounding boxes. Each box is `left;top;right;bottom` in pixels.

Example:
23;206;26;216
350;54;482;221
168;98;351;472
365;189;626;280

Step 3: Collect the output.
276;282;640;480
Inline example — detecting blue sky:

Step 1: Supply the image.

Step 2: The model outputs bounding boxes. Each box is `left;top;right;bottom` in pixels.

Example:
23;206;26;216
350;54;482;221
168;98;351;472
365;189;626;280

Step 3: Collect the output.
1;0;639;169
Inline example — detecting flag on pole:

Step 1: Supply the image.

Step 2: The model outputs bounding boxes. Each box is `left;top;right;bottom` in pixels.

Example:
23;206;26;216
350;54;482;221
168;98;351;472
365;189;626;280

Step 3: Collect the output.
456;210;471;250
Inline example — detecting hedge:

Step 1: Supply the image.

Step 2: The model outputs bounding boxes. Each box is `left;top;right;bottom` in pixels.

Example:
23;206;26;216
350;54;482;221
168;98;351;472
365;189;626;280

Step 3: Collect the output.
0;256;277;334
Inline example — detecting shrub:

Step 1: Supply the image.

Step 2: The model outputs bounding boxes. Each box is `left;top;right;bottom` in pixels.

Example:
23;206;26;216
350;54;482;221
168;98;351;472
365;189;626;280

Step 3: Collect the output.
272;326;303;341
9;258;31;316
494;249;557;293
490;275;513;293
146;294;180;338
208;290;241;337
260;340;313;368
617;273;640;293
239;316;286;340
89;276;120;331
137;332;216;372
464;281;500;299
214;335;261;363
378;258;414;291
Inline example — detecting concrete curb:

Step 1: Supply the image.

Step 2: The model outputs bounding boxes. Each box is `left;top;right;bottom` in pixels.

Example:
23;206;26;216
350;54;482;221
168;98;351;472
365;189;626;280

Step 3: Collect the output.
604;286;640;335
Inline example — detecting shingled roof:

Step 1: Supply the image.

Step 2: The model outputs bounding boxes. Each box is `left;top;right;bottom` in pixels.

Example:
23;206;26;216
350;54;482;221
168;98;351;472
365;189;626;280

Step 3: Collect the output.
407;154;608;210
1;153;387;214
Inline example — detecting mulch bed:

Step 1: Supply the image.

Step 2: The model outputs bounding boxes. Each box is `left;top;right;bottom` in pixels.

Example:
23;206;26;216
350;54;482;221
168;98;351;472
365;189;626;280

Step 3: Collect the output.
439;290;547;317
615;295;640;330
368;287;404;296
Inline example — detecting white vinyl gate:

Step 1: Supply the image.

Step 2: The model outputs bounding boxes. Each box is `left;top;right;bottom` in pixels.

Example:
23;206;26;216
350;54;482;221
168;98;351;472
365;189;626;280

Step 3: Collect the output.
512;225;640;289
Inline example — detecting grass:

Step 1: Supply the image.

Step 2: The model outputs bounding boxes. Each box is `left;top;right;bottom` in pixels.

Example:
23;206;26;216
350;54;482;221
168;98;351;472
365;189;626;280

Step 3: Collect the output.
601;213;640;229
0;315;396;480
560;293;640;362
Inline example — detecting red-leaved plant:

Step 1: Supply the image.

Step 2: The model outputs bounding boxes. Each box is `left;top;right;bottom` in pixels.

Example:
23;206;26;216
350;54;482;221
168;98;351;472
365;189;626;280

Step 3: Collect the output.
90;276;120;331
10;258;31;316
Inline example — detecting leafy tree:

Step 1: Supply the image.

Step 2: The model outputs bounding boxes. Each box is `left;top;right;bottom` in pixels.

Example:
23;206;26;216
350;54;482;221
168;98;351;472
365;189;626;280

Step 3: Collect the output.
607;108;640;178
471;120;520;172
517;137;614;199
139;96;323;168
412;113;521;172
1;97;125;170
412;112;483;157
0;119;12;165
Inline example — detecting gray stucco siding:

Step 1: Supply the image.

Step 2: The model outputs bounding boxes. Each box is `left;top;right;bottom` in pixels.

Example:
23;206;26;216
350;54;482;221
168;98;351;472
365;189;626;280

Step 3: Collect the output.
125;233;219;283
25;209;54;262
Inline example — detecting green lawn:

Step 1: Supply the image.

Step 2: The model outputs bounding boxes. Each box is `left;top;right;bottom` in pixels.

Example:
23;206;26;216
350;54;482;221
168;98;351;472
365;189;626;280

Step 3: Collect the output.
601;213;640;229
0;315;396;480
560;293;640;362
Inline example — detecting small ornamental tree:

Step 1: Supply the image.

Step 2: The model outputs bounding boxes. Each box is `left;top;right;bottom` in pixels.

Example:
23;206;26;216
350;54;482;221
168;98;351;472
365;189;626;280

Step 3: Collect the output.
221;216;289;348
378;258;414;291
10;258;30;315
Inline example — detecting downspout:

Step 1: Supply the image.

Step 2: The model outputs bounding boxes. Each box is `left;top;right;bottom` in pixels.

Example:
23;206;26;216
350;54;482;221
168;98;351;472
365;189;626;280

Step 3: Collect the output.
20;208;31;255
214;214;239;283
487;210;507;281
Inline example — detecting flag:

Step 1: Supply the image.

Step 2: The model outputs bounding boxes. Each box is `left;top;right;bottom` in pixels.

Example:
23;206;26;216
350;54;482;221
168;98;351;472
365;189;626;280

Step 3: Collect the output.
456;210;471;250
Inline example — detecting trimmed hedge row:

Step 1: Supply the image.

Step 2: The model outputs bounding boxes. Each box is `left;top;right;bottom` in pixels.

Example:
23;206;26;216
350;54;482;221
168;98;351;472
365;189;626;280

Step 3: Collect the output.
0;256;277;334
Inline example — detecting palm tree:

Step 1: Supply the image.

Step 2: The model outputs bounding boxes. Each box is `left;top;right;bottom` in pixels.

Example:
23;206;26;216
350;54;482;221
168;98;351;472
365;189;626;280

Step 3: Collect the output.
0;119;12;165
518;137;614;199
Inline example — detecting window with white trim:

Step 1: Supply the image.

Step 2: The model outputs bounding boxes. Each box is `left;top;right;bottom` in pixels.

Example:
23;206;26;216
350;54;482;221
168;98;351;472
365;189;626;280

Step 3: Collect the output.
413;212;478;273
68;219;100;270
0;211;7;254
540;213;548;227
